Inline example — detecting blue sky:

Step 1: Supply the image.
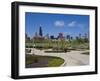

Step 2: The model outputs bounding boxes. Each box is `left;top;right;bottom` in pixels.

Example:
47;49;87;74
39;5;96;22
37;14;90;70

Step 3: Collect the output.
25;12;89;38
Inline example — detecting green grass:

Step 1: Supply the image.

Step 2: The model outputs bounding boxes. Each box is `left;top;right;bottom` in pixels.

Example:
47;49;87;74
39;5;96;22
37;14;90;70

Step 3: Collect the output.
26;54;64;67
26;55;37;64
81;52;89;55
26;59;34;64
45;50;70;53
47;58;64;67
26;40;89;50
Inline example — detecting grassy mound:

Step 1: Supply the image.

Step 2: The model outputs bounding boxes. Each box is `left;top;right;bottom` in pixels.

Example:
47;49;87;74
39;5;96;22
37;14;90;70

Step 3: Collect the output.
26;54;64;67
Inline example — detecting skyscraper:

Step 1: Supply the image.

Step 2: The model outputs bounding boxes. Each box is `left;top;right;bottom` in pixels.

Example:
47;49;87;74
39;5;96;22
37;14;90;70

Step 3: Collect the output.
39;26;43;37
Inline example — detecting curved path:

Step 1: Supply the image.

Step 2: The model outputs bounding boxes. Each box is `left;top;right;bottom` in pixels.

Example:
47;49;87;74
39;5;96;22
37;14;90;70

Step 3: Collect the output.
29;48;89;66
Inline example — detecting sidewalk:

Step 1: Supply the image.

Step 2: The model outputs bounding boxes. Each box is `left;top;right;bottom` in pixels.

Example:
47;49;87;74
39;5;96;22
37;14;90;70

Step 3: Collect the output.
31;48;89;66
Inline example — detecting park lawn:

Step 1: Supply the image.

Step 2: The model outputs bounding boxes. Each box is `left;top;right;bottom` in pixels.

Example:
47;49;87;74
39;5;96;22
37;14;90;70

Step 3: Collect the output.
26;54;64;67
26;40;89;51
26;40;69;49
26;55;37;64
47;58;64;67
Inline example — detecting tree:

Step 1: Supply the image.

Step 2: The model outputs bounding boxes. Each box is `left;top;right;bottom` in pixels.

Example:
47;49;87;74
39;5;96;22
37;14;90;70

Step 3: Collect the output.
39;26;43;37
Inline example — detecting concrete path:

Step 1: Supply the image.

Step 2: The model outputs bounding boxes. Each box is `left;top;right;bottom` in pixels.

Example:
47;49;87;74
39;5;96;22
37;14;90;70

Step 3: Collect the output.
30;48;89;66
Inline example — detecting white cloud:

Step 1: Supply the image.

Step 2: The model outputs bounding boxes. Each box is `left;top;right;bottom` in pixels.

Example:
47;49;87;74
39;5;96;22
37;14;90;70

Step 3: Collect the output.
54;20;85;29
67;21;85;28
68;21;77;27
55;20;65;27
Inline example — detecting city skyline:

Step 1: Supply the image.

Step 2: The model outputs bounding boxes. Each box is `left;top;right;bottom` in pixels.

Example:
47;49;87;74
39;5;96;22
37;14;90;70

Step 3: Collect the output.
25;12;89;38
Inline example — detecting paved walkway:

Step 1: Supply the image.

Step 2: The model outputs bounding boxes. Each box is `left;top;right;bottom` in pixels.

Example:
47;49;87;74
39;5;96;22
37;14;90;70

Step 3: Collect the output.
29;48;89;66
